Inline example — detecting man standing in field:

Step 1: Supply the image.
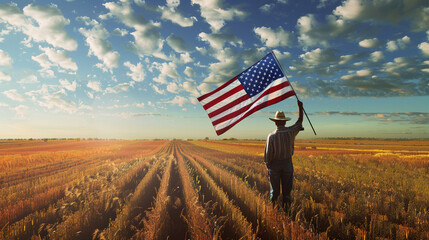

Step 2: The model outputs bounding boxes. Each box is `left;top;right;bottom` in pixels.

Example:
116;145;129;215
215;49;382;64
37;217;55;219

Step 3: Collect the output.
265;100;304;210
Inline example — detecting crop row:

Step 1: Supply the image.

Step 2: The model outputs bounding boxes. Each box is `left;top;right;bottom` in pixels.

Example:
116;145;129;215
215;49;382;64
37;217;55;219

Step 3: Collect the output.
2;140;317;239
7;139;423;239
180;141;315;239
0;140;168;239
190;140;429;240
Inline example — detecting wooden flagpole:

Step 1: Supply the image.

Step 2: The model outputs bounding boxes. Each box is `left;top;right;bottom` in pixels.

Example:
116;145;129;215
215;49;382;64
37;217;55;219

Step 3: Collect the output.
272;51;317;135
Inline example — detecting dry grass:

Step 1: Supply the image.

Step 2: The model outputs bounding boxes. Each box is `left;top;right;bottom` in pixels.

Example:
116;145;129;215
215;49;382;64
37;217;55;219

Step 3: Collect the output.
1;139;427;239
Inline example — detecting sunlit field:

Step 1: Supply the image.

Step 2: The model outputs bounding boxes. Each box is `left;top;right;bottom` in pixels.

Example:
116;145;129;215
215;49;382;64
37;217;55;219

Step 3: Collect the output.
1;139;428;239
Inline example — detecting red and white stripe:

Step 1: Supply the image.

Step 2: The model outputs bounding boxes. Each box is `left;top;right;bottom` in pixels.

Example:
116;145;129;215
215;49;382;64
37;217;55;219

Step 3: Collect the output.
198;76;295;135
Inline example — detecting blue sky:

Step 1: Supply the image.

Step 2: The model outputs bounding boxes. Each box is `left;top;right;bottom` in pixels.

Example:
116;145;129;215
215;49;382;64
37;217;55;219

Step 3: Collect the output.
0;0;428;139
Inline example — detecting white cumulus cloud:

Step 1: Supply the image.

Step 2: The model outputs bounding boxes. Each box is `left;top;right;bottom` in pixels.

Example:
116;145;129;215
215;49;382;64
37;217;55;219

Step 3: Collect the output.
184;66;195;77
179;52;193;64
159;7;197;27
0;49;13;66
272;50;291;60
418;42;429;56
189;97;199;105
386;41;398;52
59;79;77;92
136;102;145;108
297;14;356;48
191;0;246;32
138;0;196;27
152;85;165;94
199;32;242;50
300;48;337;65
169;95;188;106
38;92;77;114
166;34;187;53
124;61;145;82
153;62;179;84
357;69;372;77
18;75;39;84
183;81;199;96
167;0;180;8
203;49;240;83
197;82;211;94
79;18;120;71
386;36;411;52
0;3;77;50
334;0;429;32
39;46;78;71
166;82;179;93
87;80;102;92
0;72;11;82
105;82;132;94
359;38;381;48
3;89;26;102
254;26;293;48
102;1;164;57
260;4;274;13
32;53;52;70
112;27;128;36
370;51;384;62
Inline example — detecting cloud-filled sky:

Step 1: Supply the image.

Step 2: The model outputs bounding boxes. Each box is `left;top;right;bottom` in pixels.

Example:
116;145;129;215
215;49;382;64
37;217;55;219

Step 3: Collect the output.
0;0;428;139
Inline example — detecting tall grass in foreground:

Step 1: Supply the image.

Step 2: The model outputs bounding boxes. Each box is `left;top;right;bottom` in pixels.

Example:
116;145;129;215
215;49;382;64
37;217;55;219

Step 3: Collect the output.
103;156;165;239
181;142;316;240
2;139;427;239
290;153;429;239
175;146;214;239
190;140;429;239
180;147;256;239
48;157;157;239
134;155;174;239
1;155;159;239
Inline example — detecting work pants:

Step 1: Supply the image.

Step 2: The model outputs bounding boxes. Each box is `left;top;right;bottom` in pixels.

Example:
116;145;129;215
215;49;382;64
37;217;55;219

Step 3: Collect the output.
268;159;293;209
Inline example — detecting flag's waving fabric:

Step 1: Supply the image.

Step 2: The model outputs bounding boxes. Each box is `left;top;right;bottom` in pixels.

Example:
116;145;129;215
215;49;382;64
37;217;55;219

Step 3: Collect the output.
198;52;296;135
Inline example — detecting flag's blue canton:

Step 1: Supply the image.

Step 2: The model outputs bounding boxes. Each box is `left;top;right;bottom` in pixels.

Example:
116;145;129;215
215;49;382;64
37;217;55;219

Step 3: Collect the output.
237;53;284;97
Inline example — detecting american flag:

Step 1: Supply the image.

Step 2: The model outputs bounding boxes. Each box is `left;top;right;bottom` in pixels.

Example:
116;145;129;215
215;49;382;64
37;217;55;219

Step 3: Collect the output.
198;52;296;135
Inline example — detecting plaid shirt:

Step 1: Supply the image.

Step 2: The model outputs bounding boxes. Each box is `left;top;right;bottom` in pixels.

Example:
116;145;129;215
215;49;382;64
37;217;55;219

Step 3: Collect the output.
264;122;302;168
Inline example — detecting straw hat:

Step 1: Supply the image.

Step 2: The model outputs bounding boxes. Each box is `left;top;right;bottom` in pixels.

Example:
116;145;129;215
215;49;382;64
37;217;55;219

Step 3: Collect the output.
269;111;291;121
